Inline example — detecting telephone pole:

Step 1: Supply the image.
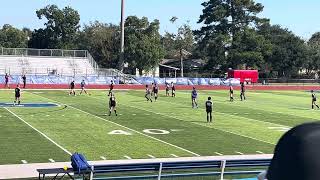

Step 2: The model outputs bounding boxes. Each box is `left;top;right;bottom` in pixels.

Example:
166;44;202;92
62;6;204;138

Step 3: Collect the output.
118;0;125;72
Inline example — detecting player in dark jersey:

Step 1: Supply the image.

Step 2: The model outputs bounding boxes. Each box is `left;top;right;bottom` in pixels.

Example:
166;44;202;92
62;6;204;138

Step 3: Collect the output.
108;80;114;96
171;82;176;97
80;80;88;95
229;86;234;102
205;97;213;123
22;75;26;88
109;93;117;116
240;82;246;101
4;73;9;88
145;85;153;102
69;80;76;96
165;83;170;96
191;87;198;108
311;90;320;109
153;83;159;101
14;84;21;106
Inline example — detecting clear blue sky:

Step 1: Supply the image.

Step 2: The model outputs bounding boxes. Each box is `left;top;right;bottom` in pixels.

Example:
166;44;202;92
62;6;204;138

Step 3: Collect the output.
1;0;320;40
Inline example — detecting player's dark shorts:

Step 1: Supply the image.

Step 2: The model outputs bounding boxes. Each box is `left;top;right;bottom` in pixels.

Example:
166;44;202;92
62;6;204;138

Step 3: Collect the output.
15;94;20;98
192;97;197;100
206;109;212;113
110;101;116;107
154;90;158;94
313;98;317;102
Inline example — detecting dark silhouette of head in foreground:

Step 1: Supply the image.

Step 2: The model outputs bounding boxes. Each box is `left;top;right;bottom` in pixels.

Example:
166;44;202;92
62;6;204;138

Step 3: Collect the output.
267;122;320;180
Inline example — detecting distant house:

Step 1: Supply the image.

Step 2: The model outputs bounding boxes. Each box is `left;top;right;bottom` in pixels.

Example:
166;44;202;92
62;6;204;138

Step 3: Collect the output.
159;58;205;78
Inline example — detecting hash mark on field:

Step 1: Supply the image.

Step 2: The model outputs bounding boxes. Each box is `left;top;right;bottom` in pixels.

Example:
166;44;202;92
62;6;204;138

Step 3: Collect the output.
256;151;264;154
33;92;201;157
49;159;55;163
170;154;179;158
100;156;106;160
235;151;244;155
46;115;50;117
147;154;156;159
214;152;223;156
21;160;28;164
132;114;136;116
124;156;132;159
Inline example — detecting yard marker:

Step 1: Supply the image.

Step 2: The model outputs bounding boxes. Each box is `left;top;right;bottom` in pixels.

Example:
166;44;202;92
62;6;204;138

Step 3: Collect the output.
256;151;264;154
214;152;223;156
5;107;72;156
132;114;136;116
170;154;179;158
124;156;132;159
147;154;156;159
49;159;55;163
21;160;28;164
32;92;201;157
235;151;244;155
46;115;50;117
100;156;106;160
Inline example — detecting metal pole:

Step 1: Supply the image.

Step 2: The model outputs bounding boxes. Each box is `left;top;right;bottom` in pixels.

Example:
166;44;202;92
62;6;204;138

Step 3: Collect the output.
118;0;125;72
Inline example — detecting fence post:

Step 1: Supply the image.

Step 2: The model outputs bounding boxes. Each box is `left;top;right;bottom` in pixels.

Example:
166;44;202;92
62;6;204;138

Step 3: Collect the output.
1;47;3;55
158;163;163;180
220;160;226;180
89;166;94;180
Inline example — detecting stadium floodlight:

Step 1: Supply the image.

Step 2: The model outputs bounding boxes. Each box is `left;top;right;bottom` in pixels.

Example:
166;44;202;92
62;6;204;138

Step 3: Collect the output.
118;0;125;72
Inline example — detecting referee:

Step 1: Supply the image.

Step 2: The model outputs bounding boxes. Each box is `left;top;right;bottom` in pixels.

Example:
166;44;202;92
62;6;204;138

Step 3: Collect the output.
205;97;213;123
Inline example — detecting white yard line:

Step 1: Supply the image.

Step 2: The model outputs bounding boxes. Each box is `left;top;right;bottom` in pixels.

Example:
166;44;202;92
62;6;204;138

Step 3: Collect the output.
170;154;179;158
235;151;244;155
30;92;201;157
147;154;156;159
100;156;107;160
124;156;132;159
4;107;72;156
49;159;55;163
214;152;223;156
256;151;264;154
21;160;28;164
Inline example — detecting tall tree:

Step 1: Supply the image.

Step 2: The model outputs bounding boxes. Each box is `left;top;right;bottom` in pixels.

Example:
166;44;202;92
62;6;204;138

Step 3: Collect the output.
0;24;28;48
306;32;320;77
77;21;120;68
196;0;269;70
124;16;164;75
29;5;80;49
258;24;308;78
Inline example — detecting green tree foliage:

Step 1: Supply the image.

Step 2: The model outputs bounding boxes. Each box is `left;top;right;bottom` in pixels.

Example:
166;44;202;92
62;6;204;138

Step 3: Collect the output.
77;21;120;68
258;24;308;78
0;24;28;48
196;0;269;70
124;16;164;75
29;5;80;49
306;32;320;76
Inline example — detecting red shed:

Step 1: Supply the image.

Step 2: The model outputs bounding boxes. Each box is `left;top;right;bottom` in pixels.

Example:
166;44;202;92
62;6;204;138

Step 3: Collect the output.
228;70;258;83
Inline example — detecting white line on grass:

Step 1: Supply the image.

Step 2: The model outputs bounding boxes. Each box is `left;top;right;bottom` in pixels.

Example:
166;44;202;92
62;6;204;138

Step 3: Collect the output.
256;151;264;154
235;151;244;155
21;160;28;164
124;156;132;159
215;152;223;156
147;154;156;159
4;107;72;156
30;92;201;157
49;159;55;163
170;154;179;158
100;156;107;160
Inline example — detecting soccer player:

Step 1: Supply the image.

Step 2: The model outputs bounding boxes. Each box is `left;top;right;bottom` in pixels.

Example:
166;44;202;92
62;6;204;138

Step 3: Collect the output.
145;85;153;102
108;80;114;96
229;86;234;102
191;87;198;108
69;80;76;96
240;82;246;101
14;84;21;106
165;83;170;96
4;73;9;88
153;83;159;101
22;75;26;88
171;82;176;97
311;90;320;109
205;97;213;123
109;92;117;116
80;80;88;95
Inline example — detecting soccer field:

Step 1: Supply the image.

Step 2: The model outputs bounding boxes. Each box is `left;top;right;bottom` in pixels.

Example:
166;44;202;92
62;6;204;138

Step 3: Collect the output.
0;89;317;165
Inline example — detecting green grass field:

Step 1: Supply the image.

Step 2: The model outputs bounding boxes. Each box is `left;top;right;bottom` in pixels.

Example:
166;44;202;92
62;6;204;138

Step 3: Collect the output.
0;89;318;165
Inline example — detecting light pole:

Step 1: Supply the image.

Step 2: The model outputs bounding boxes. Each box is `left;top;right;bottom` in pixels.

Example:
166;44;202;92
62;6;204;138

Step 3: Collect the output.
118;0;125;72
